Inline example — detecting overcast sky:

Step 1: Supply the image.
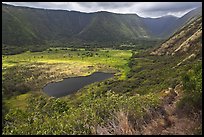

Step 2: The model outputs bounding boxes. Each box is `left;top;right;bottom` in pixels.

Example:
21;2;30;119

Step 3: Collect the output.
2;2;202;18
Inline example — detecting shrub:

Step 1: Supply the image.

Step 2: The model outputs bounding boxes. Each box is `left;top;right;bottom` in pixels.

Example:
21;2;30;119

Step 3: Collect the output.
178;62;202;112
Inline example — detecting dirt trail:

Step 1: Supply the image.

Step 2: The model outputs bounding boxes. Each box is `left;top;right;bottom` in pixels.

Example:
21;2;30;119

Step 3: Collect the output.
141;84;199;135
95;84;201;135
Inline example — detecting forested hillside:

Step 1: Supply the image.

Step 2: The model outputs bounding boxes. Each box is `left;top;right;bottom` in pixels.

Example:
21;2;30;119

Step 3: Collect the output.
2;6;202;134
2;3;202;47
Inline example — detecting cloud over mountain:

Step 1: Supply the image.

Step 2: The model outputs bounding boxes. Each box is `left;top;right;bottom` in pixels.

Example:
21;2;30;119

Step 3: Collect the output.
3;2;202;18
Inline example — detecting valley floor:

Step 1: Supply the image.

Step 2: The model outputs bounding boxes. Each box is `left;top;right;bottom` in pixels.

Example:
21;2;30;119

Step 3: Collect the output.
2;48;133;133
2;47;202;135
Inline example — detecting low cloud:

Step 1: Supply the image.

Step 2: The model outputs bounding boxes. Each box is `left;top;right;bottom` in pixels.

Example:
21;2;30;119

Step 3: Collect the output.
2;2;202;18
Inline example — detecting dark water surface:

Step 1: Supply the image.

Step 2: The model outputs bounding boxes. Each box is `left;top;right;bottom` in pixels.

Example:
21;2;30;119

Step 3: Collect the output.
43;72;114;97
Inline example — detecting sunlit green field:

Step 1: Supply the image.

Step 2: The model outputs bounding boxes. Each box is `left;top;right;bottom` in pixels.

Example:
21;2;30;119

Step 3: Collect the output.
2;48;132;80
2;48;132;110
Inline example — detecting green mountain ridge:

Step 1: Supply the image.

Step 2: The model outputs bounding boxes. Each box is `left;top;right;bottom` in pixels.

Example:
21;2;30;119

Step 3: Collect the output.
150;16;202;57
2;4;202;135
2;3;202;46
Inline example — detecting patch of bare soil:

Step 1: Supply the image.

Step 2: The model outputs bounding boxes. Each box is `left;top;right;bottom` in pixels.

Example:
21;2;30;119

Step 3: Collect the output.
141;84;201;135
95;84;202;135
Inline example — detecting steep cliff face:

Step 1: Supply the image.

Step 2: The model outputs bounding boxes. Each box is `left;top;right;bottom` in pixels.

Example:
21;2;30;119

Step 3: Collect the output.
2;4;151;45
150;16;202;56
2;3;202;46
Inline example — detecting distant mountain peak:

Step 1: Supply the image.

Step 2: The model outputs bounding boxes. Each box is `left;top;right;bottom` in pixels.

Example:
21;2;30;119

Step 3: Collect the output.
2;3;202;46
162;15;178;18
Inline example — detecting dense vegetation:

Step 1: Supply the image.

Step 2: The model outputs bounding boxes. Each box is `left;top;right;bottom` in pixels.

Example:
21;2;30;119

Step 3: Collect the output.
3;90;159;134
2;3;201;47
2;3;202;135
2;46;202;134
2;48;132;97
2;39;161;55
179;62;202;113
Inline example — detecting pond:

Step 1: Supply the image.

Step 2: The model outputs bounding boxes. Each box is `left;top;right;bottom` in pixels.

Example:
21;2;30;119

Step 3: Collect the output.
43;72;114;97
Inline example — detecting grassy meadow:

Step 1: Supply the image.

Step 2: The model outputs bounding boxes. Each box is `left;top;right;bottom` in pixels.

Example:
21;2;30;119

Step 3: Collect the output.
2;47;201;135
2;48;132;109
2;48;132;79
